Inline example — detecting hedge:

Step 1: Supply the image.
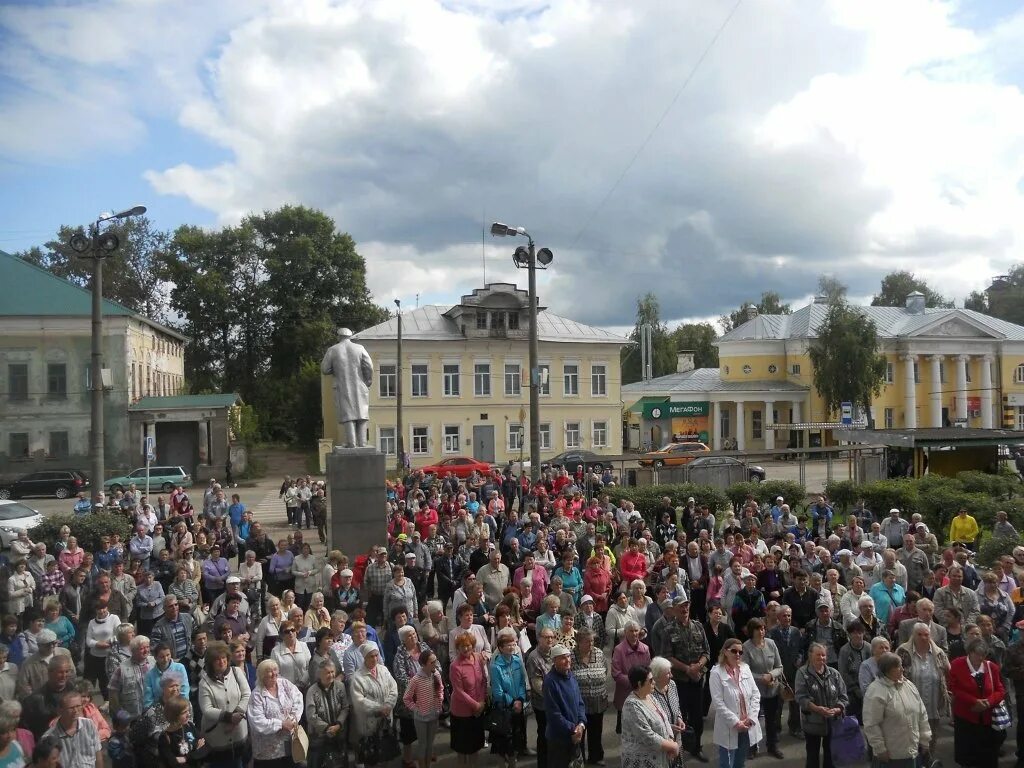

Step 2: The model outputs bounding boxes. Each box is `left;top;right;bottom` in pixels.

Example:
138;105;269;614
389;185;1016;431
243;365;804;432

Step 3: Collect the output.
607;480;808;524
725;480;808;512
33;512;134;554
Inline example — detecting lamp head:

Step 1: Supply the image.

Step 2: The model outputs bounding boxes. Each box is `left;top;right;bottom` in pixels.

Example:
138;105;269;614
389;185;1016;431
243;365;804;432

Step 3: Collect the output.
536;247;553;266
69;233;91;254
490;222;510;237
98;232;120;252
512;245;530;268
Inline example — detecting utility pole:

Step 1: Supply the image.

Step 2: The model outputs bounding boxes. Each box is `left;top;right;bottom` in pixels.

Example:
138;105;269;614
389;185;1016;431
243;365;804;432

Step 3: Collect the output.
527;238;541;483
394;299;404;472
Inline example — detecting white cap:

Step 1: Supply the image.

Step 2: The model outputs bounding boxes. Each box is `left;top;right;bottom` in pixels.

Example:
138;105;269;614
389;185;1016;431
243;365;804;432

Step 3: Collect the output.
550;644;571;659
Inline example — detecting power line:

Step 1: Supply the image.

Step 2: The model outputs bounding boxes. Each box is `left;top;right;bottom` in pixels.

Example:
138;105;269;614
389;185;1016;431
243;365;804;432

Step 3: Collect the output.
567;0;744;248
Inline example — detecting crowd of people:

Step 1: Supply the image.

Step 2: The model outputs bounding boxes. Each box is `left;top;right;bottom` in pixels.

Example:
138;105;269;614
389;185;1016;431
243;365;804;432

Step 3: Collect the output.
0;466;1022;768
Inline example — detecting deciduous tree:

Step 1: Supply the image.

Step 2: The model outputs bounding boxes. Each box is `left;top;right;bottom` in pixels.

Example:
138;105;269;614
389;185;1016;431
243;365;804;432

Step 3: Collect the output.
670;322;719;368
719;291;792;332
870;271;952;308
622;293;676;384
809;301;887;424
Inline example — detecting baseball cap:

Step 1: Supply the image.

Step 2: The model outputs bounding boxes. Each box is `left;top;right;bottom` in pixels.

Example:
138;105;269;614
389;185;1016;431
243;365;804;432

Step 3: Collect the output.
550;644;572;659
397;533;408;541
339;569;353;578
37;629;57;644
741;570;755;580
671;595;690;606
816;599;831;610
776;496;784;502
836;549;852;558
226;575;241;585
580;595;594;605
412;530;421;538
404;552;417;560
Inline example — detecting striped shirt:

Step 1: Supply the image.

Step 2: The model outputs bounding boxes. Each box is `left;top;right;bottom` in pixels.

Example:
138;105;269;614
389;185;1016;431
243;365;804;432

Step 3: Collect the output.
43;717;101;768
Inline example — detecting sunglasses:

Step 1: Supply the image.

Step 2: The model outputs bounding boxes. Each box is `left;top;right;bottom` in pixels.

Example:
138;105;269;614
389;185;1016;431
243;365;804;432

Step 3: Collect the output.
728;648;744;656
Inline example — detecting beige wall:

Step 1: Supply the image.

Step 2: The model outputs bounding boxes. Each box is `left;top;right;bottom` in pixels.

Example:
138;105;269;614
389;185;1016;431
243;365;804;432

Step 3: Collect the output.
126;320;186;401
322;338;625;465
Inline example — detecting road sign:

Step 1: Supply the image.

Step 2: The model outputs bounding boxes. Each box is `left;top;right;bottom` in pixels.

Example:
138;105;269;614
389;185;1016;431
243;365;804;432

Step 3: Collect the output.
840;402;853;425
145;435;155;462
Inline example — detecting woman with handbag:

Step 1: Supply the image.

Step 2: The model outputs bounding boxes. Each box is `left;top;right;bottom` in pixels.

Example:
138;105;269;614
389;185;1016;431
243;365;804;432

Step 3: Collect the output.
350;642;400;767
710;637;762;768
949;637;1007;768
198;641;251;768
306;662;351;768
449;632;487;766
742;619;784;759
247;659;305;768
621;665;679;768
490;629;529;768
794;643;848;768
895;622;949;758
862;652;931;768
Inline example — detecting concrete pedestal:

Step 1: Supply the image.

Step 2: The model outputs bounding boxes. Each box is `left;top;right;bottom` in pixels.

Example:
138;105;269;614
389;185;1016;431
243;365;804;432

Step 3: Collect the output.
326;447;386;558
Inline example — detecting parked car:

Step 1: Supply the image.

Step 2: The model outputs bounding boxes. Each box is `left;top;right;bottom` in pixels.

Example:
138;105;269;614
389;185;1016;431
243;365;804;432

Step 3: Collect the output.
0;500;45;547
638;441;711;468
543;450;610;472
419;457;494;479
0;469;90;500
103;466;193;494
687;455;766;482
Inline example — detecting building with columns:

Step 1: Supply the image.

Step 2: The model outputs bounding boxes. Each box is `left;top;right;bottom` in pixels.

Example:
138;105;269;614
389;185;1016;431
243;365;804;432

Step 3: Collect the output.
624;292;1024;451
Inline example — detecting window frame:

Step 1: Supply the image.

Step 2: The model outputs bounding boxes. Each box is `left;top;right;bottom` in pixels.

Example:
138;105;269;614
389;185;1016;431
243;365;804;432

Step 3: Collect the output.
474;362;491;397
47;363;67;400
592;420;608;448
751;410;763;440
442;363;461;397
410;363;429;398
378;363;397;399
1015;364;1024;384
504;362;522;397
49;431;69;459
591;363;607;397
378;426;397;456
507;423;524;452
538;363;551;396
563;363;579;397
8;363;28;402
443;425;461;454
884;408;895;429
539;423;551;450
884;361;894;384
411;425;430;455
9;432;29;458
564;421;581;449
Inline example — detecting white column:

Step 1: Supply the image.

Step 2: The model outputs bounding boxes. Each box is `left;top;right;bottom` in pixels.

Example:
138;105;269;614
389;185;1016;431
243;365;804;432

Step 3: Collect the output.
980;355;994;428
764;400;775;450
735;400;746;451
929;355;943;428
903;354;917;428
955;355;969;421
712;401;721;449
792;399;802;424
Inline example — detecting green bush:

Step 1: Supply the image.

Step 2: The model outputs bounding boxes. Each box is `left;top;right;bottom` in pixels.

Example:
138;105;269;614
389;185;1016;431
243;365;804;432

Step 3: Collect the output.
858;479;921;518
824;480;858;511
32;512;133;554
758;480;809;510
956;470;1017;499
725;482;759;510
607;483;730;521
978;532;1021;568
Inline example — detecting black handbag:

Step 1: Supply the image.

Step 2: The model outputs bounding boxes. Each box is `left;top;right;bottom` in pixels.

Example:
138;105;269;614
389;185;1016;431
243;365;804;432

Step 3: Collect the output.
485;703;513;737
357;719;401;765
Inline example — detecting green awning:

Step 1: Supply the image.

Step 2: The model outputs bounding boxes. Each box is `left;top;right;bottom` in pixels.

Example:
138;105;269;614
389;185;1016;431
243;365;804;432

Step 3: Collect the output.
626;396;669;413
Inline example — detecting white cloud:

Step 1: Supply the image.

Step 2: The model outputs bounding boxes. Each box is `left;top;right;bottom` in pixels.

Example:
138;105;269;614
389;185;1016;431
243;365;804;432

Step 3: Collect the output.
2;0;1023;326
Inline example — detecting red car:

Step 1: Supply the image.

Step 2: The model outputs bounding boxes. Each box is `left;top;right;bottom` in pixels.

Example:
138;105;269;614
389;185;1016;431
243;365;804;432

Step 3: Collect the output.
419;457;493;479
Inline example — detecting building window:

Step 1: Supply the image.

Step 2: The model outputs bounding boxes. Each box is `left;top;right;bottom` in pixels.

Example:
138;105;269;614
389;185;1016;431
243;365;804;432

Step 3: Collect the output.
443;364;460;397
591;364;607;396
538;364;551;396
1017;407;1024;432
47;363;67;399
411;364;429;397
720;408;731;439
790;364;801;375
474;363;491;396
504;363;521;397
508;423;524;452
9;433;29;458
563;364;579;396
752;410;763;440
913;362;920;384
8;364;28;401
443;425;460;454
475;313;487;330
592;421;608;448
49;431;69;458
539;423;551;450
379;364;396;398
884;362;894;384
884;408;894;429
508;313;520;330
491;312;505;329
565;421;581;449
1014;364;1024;384
379;427;396;456
411;426;429;455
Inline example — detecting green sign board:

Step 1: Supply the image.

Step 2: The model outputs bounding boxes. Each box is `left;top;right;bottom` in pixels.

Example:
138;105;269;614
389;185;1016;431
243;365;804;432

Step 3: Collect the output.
642;401;710;419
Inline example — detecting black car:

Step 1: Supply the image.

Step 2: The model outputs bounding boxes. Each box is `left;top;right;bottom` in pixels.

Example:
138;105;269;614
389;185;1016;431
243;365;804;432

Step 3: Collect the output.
543;450;610;473
687;455;766;482
0;469;90;500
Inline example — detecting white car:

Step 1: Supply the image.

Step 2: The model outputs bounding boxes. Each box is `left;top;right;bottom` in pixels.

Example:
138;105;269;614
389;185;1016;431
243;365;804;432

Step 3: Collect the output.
0;500;44;548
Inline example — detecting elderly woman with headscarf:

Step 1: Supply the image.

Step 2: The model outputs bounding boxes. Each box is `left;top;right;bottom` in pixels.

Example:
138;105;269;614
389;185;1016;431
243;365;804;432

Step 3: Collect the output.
305;659;350;768
349;643;399;764
895;621;949;758
247;658;304;768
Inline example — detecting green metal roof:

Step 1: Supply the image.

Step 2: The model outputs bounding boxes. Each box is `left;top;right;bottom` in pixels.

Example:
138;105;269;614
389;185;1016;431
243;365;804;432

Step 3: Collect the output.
626;396;669;413
129;394;242;411
0;249;186;339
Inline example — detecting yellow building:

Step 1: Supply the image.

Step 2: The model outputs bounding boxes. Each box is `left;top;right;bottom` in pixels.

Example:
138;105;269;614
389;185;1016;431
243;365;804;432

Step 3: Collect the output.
624;292;1024;451
321;283;628;467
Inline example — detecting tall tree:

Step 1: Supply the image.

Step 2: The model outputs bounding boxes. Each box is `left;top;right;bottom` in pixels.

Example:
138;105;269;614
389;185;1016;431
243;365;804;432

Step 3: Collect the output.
964;290;989;312
670;322;719;368
621;293;676;384
719;291;792;333
809;301;887;424
817;275;848;305
870;270;953;308
16;216;171;320
981;263;1024;326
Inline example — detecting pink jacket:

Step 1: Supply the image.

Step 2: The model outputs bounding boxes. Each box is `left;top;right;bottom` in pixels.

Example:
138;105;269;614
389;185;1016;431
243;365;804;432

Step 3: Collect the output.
449;652;488;718
611;639;651;709
513;564;549;606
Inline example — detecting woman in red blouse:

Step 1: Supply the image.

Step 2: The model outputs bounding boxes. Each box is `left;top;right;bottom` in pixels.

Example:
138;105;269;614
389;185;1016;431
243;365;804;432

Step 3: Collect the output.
948;637;1006;768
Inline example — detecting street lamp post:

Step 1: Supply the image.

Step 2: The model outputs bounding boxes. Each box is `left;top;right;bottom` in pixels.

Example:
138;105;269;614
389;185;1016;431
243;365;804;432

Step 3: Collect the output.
394;298;405;472
490;223;553;483
69;205;147;499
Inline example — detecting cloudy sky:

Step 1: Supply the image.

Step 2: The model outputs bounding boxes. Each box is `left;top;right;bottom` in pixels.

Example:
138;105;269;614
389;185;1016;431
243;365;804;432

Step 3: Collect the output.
2;0;1023;332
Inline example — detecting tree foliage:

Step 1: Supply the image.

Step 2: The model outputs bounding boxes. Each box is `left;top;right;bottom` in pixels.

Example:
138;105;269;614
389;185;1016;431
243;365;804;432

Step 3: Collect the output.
981;263;1024;326
870;270;953;309
965;290;988;312
669;322;719;369
817;275;848;305
163;206;387;444
621;293;677;384
719;291;792;333
808;300;887;422
16;217;171;321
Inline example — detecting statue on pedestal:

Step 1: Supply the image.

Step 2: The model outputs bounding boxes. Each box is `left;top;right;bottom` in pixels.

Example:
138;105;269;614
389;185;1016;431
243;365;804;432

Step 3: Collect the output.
320;328;373;449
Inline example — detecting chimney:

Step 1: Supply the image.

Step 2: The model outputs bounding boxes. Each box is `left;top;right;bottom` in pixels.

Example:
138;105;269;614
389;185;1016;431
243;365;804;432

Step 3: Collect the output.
677;351;695;373
905;291;925;314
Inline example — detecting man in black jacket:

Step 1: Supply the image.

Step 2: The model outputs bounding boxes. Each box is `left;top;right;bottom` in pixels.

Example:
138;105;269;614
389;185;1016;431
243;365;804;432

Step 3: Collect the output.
768;605;804;738
434;541;462;610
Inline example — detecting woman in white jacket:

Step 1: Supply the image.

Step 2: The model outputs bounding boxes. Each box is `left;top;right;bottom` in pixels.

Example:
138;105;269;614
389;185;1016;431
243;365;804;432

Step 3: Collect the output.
709;637;762;768
6;560;35;615
198;641;252;766
348;642;398;756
